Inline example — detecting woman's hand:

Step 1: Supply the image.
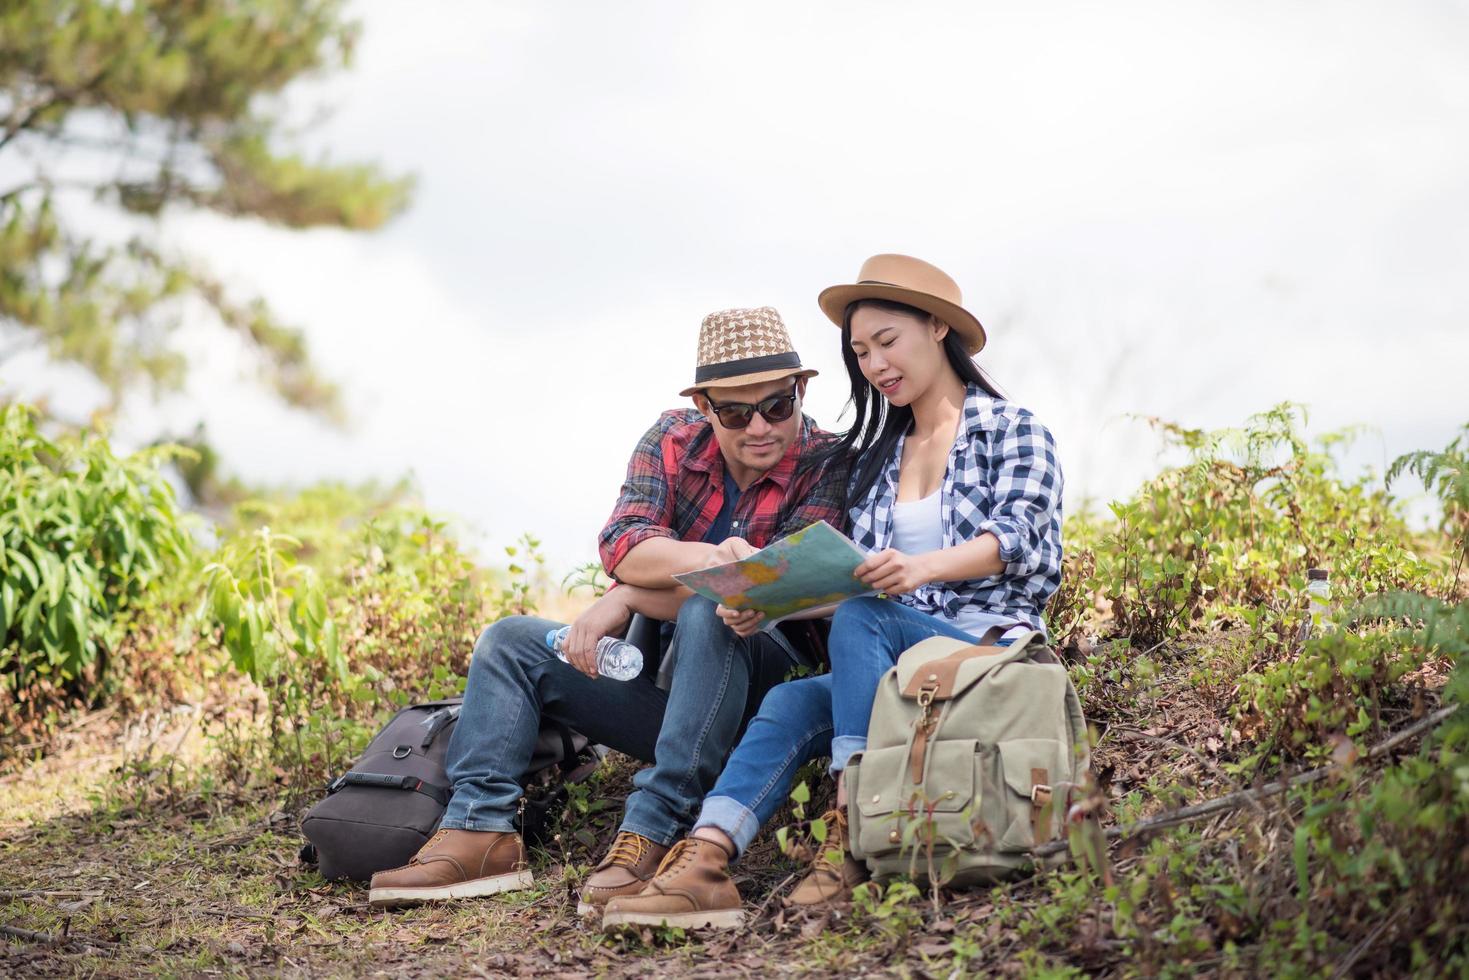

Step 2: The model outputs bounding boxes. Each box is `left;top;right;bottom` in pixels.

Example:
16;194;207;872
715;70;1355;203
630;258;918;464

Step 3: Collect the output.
563;591;632;678
716;603;764;638
855;548;934;596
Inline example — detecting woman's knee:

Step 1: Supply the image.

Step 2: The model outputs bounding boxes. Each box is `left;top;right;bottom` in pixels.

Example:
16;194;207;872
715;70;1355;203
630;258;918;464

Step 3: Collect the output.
754;676;832;730
831;596;888;633
828;596;893;665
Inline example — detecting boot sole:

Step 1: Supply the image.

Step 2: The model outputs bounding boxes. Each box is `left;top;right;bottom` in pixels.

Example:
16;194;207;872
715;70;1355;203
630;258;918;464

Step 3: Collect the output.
368;869;534;908
601;907;745;931
577;888;652;917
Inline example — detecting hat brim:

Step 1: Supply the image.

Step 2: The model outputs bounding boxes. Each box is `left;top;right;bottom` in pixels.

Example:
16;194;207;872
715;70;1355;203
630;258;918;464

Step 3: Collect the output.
678;367;817;399
817;283;986;355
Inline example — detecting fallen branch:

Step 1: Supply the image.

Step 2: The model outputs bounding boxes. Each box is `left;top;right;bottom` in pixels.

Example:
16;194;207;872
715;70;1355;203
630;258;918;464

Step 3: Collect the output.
1037;703;1460;857
1;923;59;944
1106;724;1265;815
0;922;110;952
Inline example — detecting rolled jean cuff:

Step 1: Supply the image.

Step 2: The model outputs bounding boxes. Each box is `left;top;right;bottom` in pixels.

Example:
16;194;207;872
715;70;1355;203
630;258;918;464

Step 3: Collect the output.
830;735;866;775
439;814;517;833
693;796;762;859
614;817;679;849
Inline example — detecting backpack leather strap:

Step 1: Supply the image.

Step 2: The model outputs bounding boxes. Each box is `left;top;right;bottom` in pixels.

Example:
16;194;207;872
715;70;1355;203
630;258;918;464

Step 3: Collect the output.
908;709;935;785
901;643;1007;701
1030;767;1053;843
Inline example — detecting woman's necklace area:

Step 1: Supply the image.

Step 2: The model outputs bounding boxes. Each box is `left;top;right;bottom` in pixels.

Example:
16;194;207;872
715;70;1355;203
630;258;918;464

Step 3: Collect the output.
898;408;962;502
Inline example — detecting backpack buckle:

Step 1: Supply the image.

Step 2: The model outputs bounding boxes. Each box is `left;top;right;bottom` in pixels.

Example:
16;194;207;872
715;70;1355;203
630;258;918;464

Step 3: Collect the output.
1031;784;1053;807
915;686;937;730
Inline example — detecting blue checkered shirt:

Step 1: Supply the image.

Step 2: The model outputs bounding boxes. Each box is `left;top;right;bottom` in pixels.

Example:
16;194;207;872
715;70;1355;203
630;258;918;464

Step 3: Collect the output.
847;384;1063;632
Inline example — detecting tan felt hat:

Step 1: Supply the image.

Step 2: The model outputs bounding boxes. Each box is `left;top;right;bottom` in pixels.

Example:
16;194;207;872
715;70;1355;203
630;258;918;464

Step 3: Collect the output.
818;254;986;355
679;306;818;398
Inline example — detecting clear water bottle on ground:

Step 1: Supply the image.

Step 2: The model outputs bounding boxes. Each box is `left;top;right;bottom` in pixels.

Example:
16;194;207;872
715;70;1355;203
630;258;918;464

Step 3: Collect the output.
1298;568;1331;642
545;627;643;681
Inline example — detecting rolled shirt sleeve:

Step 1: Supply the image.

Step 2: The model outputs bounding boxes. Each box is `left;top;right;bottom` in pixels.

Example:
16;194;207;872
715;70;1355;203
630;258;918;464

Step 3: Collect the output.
598;415;680;577
976;413;1063;580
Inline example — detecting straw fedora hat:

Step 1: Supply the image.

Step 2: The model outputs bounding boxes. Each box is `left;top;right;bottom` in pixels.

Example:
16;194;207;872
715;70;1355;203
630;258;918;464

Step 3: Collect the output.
678;306;818;397
817;254;986;355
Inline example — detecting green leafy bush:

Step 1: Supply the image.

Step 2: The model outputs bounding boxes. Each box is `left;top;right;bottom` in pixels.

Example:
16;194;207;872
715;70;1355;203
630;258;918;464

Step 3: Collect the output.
1230;424;1468;766
1388;422;1469;599
1078;405;1432;649
0;403;192;747
200;484;497;789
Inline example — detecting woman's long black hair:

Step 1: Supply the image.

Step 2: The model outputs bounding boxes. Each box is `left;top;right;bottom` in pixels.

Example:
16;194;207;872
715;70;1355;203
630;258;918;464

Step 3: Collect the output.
807;298;1005;513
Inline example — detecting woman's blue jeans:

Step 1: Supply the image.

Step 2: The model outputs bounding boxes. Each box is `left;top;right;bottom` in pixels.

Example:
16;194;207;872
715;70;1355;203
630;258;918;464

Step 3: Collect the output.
694;596;991;857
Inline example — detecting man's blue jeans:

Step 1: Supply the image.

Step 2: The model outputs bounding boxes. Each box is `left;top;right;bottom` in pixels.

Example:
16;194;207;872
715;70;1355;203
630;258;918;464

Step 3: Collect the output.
694;597;992;856
441;596;799;846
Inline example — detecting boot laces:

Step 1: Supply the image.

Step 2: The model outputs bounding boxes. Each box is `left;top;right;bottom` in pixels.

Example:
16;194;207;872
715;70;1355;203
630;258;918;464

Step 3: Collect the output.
653;838;698;879
412;828;450;863
604;832;649;870
812;809;850;873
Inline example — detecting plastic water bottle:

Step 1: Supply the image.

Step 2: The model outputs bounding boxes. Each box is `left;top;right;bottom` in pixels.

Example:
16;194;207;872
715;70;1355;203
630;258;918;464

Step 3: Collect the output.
545;627;643;681
1298;568;1331;642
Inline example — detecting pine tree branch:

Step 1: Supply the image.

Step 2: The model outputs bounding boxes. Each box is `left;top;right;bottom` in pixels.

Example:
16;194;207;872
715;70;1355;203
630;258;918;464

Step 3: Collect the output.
0;94;65;153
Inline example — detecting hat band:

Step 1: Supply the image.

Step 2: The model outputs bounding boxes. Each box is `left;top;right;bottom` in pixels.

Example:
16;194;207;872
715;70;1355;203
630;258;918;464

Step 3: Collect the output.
694;351;802;384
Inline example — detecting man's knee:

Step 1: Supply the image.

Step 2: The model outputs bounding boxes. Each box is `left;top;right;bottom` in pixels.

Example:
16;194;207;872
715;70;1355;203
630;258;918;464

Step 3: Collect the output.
674;594;723;634
472;615;550;669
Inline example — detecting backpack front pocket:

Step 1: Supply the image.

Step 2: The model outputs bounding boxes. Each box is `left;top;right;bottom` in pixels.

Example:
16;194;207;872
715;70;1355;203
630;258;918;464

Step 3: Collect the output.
993;738;1068;852
851;739;979;861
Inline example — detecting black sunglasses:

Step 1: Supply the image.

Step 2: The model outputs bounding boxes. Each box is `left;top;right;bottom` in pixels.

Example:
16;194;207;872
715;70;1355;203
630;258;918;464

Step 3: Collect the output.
704;384;799;430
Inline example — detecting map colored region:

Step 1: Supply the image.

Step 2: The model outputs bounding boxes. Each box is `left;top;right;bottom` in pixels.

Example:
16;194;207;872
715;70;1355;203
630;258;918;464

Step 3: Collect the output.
674;521;875;629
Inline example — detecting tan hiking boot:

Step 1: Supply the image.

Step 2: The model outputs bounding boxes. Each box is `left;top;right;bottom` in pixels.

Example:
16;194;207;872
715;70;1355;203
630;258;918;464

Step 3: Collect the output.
577;831;669;916
368;829;532;908
784;808;870;906
600;837;744;931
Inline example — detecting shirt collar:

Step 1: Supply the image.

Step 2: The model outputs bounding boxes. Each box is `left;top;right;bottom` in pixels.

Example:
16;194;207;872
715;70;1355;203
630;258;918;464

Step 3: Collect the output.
962;382;1002;434
684;418;724;476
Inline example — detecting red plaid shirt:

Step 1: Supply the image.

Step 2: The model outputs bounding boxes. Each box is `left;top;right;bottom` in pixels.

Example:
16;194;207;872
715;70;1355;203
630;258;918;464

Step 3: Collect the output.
599;409;848;577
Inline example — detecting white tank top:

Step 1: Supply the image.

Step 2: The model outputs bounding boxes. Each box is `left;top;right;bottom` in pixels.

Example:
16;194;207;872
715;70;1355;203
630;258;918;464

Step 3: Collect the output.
891;491;943;556
890;490;1030;641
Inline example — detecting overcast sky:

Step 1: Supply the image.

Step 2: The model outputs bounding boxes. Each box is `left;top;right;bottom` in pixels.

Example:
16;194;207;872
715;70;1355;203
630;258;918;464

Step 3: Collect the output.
11;0;1468;571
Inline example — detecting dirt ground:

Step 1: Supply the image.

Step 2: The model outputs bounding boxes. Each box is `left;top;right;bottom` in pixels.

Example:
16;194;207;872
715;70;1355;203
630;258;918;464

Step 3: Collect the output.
2;633;1449;978
0;698;1129;978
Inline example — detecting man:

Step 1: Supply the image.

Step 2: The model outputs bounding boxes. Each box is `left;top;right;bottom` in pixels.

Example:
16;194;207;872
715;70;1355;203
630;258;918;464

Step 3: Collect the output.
368;307;847;916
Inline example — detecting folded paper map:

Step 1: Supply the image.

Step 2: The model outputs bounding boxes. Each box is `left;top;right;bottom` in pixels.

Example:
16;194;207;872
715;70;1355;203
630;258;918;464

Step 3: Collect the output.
673;521;875;630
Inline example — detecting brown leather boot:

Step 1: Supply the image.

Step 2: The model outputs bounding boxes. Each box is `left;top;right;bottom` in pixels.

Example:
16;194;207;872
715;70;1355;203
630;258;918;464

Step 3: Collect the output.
576;831;669;916
784;808;870;906
600;837;744;931
368;829;531;908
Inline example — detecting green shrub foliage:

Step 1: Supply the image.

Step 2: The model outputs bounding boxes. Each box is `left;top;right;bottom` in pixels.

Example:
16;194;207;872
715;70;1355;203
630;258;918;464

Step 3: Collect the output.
0;404;191;734
201;483;496;789
1053;404;1434;650
5;398;1467;971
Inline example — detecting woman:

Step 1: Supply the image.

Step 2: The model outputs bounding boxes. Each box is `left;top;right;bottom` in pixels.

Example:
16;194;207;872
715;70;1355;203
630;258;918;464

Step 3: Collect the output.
601;254;1063;931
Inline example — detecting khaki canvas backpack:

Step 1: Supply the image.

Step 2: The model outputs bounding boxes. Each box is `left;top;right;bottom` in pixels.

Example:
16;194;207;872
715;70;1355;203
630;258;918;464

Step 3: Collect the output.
845;630;1090;886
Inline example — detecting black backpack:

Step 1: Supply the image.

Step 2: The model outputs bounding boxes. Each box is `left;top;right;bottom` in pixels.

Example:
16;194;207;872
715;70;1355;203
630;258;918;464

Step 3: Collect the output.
299;698;596;881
